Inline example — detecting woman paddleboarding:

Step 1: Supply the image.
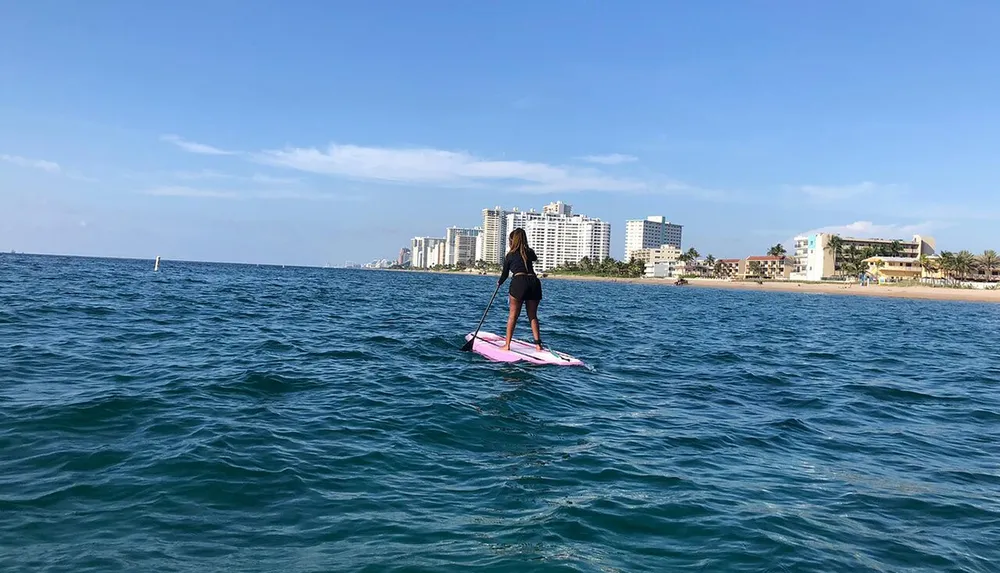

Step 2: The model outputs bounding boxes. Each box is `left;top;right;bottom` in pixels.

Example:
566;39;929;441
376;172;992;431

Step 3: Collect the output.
497;228;543;351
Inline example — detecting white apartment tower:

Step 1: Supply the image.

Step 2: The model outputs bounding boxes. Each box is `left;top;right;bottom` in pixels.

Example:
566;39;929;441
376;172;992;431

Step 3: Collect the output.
506;201;611;272
444;227;481;266
481;206;513;265
624;216;683;261
410;236;445;269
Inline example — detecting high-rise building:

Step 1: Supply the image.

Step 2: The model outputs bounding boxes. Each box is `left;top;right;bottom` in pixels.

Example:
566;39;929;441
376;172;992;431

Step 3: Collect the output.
475;233;485;264
543;201;572;216
410;236;445;269
506;202;611;272
624;216;683;261
397;247;411;267
481;206;515;265
428;241;446;268
444;227;481;266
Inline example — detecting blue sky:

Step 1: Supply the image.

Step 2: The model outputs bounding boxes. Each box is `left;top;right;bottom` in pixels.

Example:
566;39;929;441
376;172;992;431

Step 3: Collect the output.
2;0;999;265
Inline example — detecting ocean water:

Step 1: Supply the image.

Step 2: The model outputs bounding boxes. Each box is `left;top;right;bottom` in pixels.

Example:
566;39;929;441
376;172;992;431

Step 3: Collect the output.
1;254;999;573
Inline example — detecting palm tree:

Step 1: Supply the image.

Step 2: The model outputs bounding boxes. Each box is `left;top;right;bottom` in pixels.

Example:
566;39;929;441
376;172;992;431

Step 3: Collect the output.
917;254;938;280
705;255;716;277
767;243;787;257
825;235;844;277
748;261;762;278
870;258;885;280
938;251;956;280
978;250;999;282
714;259;725;278
888;240;904;257
955;250;978;280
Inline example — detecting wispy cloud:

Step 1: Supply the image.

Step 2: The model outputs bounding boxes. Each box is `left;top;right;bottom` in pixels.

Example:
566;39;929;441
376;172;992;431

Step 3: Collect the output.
253;143;648;193
160;134;236;156
143;186;240;199
172;169;299;185
580;153;638;165
141;185;356;202
1;153;61;173
173;169;235;180
794;181;902;201
250;173;300;185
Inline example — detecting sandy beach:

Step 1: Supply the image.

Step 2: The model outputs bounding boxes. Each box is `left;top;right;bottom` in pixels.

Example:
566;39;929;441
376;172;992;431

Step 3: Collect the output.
369;268;1000;303
545;274;1000;303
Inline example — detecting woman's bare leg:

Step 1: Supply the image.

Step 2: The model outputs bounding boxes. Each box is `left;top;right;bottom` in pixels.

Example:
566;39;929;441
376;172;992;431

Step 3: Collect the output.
503;296;522;351
525;299;541;350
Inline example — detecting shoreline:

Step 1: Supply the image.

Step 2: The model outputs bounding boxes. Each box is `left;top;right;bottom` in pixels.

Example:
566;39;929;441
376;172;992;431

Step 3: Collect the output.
550;275;1000;303
369;268;1000;304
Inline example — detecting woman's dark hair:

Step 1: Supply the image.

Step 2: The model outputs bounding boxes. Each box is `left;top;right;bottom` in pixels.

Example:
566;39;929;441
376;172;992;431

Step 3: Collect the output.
508;228;530;270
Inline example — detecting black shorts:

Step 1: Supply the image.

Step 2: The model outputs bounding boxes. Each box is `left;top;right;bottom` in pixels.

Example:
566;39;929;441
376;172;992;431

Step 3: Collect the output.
509;275;542;301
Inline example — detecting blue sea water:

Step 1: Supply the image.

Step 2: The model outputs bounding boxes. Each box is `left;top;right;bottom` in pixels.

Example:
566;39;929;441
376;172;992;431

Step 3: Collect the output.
1;254;999;572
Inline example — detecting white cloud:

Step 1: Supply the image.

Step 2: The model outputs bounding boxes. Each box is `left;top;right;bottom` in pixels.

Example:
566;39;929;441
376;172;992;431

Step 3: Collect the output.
143;186;240;199
171;170;299;185
795;181;902;201
580;153;638;165
160;134;236;156
252;143;648;193
797;220;942;240
173;169;235;180
250;173;300;185
1;154;61;173
141;185;357;202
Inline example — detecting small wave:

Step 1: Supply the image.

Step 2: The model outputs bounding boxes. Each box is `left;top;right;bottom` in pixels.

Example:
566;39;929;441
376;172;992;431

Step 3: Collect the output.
846;383;962;403
207;370;325;398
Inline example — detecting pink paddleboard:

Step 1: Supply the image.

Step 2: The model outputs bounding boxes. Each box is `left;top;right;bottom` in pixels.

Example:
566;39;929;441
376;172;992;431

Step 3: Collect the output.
464;331;585;366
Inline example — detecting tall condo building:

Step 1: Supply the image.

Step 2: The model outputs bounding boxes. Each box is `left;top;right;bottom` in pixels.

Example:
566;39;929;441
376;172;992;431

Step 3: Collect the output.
410;236;445;269
624;216;683;261
397;247;411;267
506;201;611;272
444;227;481;266
481;206;519;265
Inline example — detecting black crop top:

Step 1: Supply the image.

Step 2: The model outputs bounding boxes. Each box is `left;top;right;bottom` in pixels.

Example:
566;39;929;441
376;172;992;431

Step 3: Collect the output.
498;248;538;283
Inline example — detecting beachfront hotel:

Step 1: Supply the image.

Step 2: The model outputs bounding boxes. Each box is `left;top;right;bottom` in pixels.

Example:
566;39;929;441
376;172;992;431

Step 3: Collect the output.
506;201;611;272
746;256;792;279
624;216;683;261
716;258;745;279
791;233;937;281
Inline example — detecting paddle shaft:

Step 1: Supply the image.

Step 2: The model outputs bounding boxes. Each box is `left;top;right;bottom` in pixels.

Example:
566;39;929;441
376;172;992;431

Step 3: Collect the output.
463;281;501;350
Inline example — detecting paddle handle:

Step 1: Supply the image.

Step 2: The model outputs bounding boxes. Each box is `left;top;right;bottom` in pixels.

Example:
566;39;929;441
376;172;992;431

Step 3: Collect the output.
468;281;501;344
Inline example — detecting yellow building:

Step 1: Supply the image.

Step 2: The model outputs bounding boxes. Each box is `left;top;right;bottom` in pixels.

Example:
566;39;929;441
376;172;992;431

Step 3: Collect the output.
631;244;681;265
862;256;924;281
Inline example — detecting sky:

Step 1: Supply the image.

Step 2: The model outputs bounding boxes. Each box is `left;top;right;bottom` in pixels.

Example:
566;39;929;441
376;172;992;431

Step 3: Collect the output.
2;0;999;266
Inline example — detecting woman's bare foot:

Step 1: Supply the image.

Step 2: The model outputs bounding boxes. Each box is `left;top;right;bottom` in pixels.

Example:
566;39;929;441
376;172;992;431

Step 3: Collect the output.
501;345;510;352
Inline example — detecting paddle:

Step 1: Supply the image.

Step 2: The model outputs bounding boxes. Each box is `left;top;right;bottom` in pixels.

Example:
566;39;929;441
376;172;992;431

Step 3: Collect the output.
461;281;501;351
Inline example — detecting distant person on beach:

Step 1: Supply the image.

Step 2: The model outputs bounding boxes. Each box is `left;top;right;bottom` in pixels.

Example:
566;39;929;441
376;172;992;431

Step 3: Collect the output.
497;228;543;351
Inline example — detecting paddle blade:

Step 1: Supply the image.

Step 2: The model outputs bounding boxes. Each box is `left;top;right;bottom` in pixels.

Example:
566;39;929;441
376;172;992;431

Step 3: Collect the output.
460;337;474;351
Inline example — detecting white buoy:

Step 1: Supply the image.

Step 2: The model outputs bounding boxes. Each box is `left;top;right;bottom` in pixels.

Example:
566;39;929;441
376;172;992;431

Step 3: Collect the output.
154;256;161;272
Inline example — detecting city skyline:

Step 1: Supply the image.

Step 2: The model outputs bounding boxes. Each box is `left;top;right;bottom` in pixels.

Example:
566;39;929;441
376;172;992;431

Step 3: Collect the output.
4;3;1000;266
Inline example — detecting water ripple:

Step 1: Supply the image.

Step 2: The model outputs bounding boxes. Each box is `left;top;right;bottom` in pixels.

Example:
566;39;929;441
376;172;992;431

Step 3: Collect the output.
1;255;999;572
